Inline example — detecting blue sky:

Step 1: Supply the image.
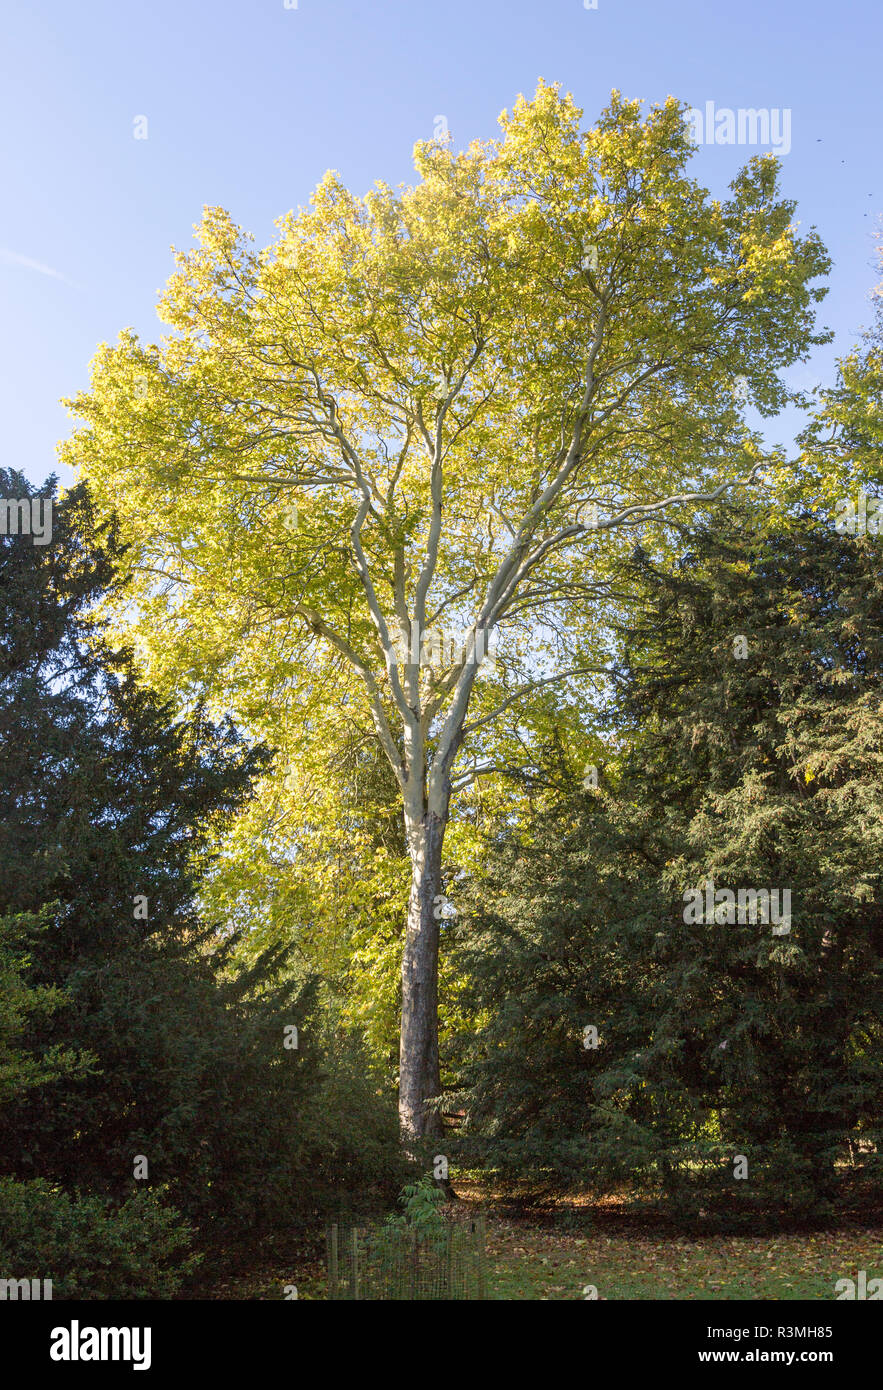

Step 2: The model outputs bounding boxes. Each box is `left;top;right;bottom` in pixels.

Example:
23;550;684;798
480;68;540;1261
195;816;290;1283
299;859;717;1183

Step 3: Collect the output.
3;0;880;489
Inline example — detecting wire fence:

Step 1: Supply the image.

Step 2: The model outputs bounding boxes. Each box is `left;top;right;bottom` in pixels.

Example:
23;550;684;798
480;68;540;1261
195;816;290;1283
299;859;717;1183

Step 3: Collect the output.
326;1212;487;1300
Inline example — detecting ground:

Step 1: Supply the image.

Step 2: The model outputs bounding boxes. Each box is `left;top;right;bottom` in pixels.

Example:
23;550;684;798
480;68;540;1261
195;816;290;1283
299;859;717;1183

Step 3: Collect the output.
186;1182;883;1301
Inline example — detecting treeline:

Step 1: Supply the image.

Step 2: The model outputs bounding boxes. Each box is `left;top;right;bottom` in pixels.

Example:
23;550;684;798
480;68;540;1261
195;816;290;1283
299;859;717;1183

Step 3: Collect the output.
448;511;883;1226
3;477;882;1294
0;472;404;1297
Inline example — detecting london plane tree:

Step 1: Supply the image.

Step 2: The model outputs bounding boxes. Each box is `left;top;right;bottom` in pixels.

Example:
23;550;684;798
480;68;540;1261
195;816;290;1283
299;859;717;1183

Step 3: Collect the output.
65;85;829;1140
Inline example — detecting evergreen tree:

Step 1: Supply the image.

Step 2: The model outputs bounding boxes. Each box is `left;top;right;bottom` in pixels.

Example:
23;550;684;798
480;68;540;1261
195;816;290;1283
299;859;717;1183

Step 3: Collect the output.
0;472;401;1235
452;511;883;1221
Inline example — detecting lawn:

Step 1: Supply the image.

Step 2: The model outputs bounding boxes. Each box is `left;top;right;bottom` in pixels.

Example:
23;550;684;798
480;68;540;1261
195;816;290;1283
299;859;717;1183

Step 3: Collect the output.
188;1200;883;1301
483;1220;883;1300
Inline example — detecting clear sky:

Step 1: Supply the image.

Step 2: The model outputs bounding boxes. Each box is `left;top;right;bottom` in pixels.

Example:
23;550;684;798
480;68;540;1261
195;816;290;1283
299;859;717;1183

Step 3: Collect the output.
2;0;880;489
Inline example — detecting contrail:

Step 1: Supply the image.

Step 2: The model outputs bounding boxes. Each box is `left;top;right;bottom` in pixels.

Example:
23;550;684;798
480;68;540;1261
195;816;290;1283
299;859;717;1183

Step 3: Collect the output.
0;246;79;286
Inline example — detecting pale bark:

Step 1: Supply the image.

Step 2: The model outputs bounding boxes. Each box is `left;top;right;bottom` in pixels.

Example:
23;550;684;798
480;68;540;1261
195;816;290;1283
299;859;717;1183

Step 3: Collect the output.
225;298;765;1146
399;808;445;1141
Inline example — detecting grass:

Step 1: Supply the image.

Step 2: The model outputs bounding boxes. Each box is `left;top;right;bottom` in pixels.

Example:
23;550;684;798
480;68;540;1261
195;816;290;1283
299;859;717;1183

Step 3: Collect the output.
187;1184;883;1300
483;1219;883;1300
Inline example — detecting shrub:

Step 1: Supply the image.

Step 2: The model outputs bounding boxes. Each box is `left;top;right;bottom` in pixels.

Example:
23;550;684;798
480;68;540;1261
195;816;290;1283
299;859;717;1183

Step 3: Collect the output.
0;1177;199;1299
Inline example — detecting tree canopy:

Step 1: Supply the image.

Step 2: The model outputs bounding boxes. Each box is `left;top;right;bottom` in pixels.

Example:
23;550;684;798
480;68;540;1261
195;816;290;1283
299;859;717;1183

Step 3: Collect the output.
452;508;883;1221
62;83;831;1137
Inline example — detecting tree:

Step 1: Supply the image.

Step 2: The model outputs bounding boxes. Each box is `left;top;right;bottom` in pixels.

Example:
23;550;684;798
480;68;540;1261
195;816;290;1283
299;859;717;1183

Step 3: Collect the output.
796;235;882;510
0;909;85;1111
0;472;403;1231
63;84;830;1139
451;511;883;1218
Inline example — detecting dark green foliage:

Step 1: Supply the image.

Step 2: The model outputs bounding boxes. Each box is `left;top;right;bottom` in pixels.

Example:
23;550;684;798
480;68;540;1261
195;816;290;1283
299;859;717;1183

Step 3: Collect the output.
0;473;402;1246
0;908;89;1109
452;512;883;1223
0;1177;198;1299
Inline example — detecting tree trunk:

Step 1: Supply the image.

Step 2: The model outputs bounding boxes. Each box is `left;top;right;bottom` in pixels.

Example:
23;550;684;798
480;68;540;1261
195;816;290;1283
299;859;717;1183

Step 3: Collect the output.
399;807;445;1142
